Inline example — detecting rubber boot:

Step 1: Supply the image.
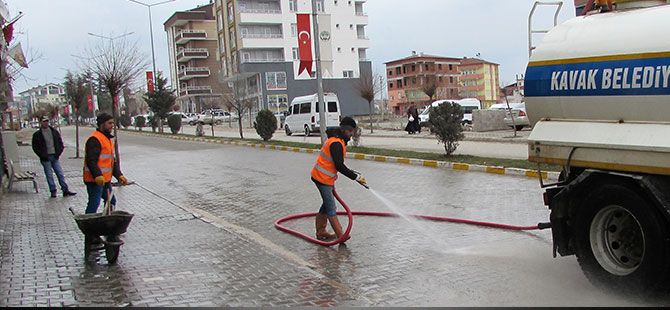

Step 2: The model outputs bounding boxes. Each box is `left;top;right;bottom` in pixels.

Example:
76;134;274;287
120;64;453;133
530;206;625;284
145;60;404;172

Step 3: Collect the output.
329;216;351;242
316;214;337;241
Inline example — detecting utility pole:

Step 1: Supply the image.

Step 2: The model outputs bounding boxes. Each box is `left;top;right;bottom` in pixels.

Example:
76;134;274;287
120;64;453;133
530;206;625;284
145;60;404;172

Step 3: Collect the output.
311;0;327;144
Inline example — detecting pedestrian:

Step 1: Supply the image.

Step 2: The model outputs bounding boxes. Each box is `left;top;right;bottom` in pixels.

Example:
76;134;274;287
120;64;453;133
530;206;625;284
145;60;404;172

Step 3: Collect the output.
311;117;366;242
31;115;77;198
405;104;420;134
196;121;205;137
83;113;128;214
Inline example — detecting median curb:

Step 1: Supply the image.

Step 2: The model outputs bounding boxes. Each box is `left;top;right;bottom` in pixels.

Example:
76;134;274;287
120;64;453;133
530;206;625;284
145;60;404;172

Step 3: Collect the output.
125;130;559;181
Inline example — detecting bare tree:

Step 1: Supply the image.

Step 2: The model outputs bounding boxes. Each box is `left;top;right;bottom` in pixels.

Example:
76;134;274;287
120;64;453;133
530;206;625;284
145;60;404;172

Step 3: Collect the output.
222;86;253;139
63;71;90;158
84;37;149;168
355;71;383;133
422;81;438;103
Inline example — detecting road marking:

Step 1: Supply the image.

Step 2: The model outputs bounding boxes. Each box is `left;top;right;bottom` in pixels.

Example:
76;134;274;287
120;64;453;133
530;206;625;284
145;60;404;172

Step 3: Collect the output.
486;167;506;175
397;158;410;164
452;163;470;171
374;156;387;162
423;160;438;167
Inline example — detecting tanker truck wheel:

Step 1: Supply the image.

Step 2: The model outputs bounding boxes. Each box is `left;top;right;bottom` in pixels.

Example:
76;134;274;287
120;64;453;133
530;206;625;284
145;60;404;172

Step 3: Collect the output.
574;181;670;293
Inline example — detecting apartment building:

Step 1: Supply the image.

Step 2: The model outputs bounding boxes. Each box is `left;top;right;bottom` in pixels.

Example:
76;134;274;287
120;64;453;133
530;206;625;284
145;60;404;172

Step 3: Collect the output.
164;3;226;113
458;57;500;109
18;83;68;116
385;51;461;114
213;0;372;116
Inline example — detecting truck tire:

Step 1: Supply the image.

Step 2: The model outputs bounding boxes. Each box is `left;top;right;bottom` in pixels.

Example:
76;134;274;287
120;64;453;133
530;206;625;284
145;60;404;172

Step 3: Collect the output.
574;181;670;293
304;125;311;137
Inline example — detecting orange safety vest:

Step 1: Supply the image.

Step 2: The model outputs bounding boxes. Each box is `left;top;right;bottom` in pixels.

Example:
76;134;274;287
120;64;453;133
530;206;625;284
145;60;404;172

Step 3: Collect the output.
311;137;346;186
83;130;115;182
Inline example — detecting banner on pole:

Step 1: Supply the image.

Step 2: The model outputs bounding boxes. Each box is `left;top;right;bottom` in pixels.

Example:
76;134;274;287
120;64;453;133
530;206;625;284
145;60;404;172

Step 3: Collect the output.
146;71;154;93
296;14;313;76
87;95;93;111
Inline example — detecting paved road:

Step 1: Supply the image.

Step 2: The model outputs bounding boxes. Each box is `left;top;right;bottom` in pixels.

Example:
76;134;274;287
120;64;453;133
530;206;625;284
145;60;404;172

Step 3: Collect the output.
1;126;658;306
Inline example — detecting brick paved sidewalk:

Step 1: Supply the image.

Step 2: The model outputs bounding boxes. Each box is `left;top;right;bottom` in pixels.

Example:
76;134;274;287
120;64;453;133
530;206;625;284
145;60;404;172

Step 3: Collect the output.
0;147;363;307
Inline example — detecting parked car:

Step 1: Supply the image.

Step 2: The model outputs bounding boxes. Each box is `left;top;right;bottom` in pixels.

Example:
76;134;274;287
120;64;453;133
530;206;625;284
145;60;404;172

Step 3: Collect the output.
192;110;238;125
169;112;193;125
419;98;482;127
503;102;530;130
284;93;341;136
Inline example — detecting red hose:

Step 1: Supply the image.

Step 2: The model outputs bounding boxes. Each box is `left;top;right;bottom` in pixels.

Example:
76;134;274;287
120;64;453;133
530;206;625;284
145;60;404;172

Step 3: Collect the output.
274;188;542;247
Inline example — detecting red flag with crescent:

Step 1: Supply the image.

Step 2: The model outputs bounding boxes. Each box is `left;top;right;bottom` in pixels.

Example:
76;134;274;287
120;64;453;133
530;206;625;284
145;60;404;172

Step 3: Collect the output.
87;95;93;111
296;14;312;76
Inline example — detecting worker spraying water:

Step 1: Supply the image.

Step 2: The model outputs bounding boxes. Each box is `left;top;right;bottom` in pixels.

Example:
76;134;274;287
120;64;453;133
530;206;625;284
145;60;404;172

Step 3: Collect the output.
311;117;367;242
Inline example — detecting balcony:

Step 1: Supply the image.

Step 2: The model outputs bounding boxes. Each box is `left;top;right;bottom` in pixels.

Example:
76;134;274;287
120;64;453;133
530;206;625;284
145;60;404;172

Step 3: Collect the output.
179;86;213;97
177;48;209;62
174;30;207;45
240;33;283;39
178;67;211;80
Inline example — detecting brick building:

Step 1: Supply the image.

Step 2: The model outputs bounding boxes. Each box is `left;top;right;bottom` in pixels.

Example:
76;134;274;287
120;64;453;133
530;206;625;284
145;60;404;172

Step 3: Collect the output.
385;52;461;115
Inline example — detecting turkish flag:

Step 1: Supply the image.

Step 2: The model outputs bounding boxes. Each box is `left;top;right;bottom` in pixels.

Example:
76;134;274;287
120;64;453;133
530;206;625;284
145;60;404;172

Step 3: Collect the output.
146;71;154;93
87;95;93;111
296;14;313;76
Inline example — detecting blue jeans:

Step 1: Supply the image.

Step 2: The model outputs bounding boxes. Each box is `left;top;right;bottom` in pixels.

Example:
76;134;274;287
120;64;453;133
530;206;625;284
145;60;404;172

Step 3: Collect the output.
85;182;116;214
316;182;337;218
40;154;69;193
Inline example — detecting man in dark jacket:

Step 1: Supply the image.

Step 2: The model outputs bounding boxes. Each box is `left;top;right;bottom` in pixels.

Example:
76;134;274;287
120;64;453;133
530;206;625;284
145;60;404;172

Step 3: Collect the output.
32;116;76;198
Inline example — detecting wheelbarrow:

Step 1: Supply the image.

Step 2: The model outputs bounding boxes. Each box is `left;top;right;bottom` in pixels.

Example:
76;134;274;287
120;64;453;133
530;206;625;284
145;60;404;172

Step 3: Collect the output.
69;189;134;264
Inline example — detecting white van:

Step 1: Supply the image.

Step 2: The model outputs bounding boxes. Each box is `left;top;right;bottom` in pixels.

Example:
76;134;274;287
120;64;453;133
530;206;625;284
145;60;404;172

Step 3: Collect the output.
284;93;341;136
418;98;482;127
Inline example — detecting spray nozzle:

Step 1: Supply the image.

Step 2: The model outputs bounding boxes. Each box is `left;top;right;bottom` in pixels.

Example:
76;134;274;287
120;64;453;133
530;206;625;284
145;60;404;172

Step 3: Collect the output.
357;179;370;190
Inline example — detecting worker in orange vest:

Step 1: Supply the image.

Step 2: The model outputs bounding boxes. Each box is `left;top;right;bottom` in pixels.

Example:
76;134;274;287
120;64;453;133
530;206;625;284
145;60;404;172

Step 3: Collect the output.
84;113;128;214
311;117;366;242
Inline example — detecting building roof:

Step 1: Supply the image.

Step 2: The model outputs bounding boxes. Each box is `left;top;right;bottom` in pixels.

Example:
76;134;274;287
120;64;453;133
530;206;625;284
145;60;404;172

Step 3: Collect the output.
163;3;214;29
385;52;462;65
18;83;63;95
459;57;499;66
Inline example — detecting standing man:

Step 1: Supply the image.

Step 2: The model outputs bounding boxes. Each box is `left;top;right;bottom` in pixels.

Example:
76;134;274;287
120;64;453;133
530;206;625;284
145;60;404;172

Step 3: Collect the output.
32;115;77;198
311;117;366;242
84;113;128;214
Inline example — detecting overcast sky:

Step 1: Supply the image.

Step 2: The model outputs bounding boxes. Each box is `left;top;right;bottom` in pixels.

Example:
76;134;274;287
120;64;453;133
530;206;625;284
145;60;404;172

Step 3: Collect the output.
9;0;576;93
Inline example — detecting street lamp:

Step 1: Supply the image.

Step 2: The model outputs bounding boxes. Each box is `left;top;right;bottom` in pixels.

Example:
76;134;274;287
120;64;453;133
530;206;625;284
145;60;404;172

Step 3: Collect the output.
127;0;176;82
87;32;135;42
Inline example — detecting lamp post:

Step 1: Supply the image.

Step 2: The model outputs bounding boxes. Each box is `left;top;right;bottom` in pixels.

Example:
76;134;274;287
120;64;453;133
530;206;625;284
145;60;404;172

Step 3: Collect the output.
127;0;175;83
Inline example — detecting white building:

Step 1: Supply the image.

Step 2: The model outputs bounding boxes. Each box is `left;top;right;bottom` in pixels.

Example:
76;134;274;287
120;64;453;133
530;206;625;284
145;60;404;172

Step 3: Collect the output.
213;0;373;116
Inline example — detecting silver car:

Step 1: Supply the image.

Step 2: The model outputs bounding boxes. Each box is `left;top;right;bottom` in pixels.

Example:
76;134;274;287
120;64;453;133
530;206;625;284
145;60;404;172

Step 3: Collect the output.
503;103;530;130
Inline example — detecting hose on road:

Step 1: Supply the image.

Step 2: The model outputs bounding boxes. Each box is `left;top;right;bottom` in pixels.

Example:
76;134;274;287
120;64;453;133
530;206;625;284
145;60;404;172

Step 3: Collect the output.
274;188;549;247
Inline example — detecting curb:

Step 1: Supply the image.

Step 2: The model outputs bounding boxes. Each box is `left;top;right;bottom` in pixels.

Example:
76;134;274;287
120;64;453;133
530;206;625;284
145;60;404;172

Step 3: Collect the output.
124;130;559;181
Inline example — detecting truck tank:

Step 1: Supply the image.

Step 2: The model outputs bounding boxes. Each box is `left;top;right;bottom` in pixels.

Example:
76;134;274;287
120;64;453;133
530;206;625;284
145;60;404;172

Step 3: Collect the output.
524;4;670;175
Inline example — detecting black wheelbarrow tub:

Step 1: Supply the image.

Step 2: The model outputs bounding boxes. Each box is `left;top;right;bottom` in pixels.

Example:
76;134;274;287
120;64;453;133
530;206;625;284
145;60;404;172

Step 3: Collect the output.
73;211;134;236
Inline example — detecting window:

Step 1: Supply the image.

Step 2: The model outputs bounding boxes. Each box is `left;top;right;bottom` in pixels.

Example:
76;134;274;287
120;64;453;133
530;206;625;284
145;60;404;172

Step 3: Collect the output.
316;0;325;12
411;64;416;72
292;104;300;115
292;47;299;60
449;64;453;70
217;13;224;30
389;82;393;89
397;80;402;88
450;76;454;83
291;23;297;37
438;64;442;70
228;3;234;23
266;72;287;90
412;77;417;84
242;52;250;62
343;70;354;78
388;70;392;76
268;94;289;112
218;34;225;55
229;28;236;48
315;102;338;113
289;0;298;12
396;67;401;75
439;77;443;82
425;64;429;71
300;103;311;114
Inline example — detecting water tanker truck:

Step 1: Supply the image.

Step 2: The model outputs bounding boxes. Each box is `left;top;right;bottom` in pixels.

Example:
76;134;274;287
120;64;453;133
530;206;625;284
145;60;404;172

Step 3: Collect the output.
525;0;670;291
